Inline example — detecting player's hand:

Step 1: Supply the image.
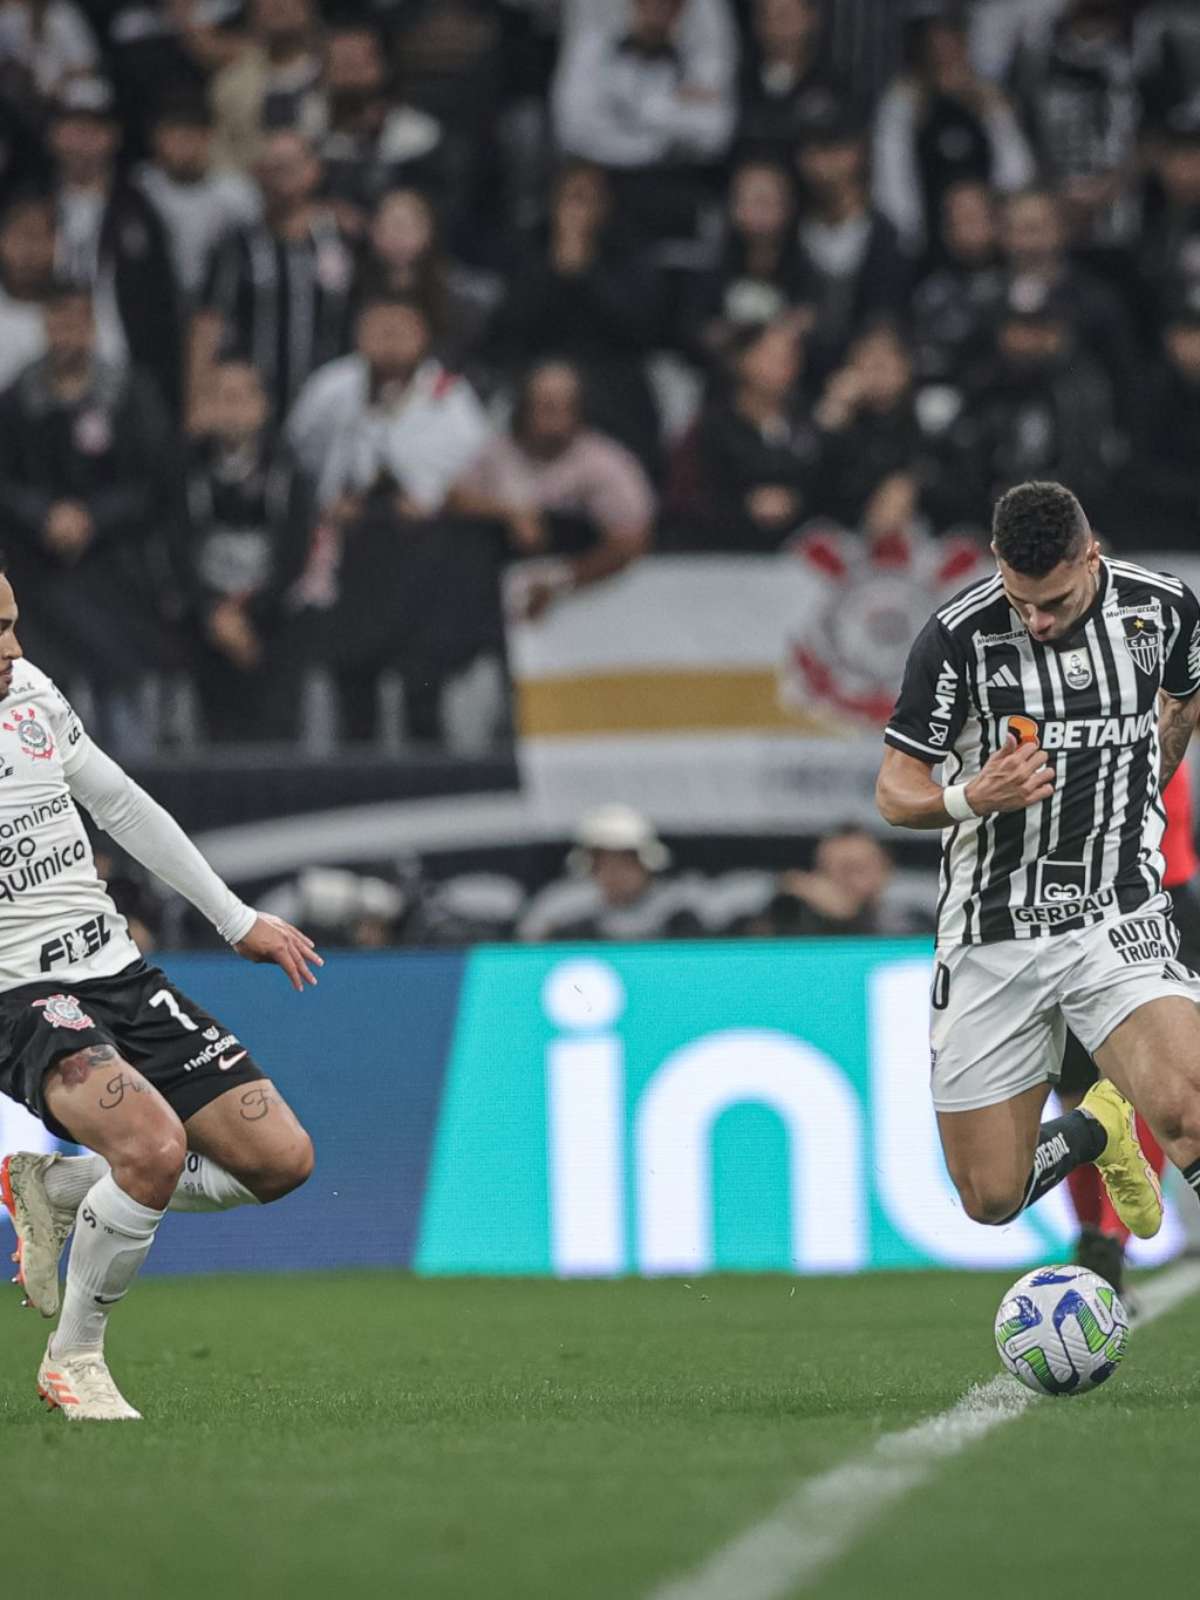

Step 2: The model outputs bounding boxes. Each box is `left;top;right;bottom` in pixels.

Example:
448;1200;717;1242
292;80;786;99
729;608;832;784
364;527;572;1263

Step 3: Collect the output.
965;735;1054;816
234;913;324;992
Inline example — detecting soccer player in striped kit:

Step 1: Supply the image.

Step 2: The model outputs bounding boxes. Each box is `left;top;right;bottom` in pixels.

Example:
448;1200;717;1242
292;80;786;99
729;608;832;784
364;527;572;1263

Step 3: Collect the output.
877;480;1200;1243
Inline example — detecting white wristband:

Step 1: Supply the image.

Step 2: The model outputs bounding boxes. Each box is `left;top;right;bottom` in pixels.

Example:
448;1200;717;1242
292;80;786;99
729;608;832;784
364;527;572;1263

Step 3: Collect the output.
943;783;977;822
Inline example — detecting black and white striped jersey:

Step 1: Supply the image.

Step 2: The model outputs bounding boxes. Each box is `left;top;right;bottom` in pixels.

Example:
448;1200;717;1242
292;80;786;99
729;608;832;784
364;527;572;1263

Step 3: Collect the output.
884;558;1200;945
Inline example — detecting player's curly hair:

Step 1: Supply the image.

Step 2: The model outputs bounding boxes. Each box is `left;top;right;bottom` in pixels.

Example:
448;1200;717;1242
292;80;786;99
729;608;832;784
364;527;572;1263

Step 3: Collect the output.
991;481;1088;577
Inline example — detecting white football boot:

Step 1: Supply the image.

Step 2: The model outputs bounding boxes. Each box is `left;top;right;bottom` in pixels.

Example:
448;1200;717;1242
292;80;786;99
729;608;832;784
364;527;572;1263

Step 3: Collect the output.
1;1153;76;1317
38;1347;142;1421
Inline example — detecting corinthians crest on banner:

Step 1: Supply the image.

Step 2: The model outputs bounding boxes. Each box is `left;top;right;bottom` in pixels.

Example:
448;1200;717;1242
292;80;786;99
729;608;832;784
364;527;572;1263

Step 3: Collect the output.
1123;616;1161;676
783;524;990;725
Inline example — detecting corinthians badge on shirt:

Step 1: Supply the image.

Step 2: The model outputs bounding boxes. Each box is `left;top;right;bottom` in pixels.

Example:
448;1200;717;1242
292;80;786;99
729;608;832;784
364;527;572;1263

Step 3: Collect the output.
1062;646;1093;691
2;706;53;759
1123;616;1161;675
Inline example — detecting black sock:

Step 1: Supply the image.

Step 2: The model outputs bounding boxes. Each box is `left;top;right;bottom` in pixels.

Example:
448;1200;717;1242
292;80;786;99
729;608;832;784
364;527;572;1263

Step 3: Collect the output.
1181;1159;1200;1205
997;1110;1107;1223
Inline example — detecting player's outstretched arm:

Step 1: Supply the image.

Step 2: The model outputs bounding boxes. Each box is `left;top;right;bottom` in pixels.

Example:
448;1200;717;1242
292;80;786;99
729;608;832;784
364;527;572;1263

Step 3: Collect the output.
876;737;1054;830
234;912;321;992
64;741;323;990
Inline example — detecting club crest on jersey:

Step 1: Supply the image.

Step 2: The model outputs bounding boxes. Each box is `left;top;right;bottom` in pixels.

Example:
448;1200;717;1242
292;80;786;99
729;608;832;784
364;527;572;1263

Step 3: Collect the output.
31;993;94;1031
1123;617;1161;676
1062;648;1093;691
2;707;54;760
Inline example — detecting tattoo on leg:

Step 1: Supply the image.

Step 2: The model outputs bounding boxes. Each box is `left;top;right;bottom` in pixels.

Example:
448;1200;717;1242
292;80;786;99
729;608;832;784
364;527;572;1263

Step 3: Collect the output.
239;1085;276;1122
98;1071;145;1111
54;1044;121;1088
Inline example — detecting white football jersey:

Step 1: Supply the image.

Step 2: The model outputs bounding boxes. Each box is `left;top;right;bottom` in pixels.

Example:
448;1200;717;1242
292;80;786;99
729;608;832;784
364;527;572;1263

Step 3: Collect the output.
0;660;139;991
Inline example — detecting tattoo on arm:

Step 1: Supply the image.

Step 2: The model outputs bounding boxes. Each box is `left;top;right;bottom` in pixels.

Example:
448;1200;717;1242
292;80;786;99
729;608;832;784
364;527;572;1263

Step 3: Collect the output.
1158;693;1200;789
238;1085;276;1122
98;1071;145;1111
53;1043;121;1088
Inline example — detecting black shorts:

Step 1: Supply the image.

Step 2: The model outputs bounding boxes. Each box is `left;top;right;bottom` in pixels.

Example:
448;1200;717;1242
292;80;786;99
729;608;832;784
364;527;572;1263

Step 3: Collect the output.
1059;881;1200;1097
0;958;266;1140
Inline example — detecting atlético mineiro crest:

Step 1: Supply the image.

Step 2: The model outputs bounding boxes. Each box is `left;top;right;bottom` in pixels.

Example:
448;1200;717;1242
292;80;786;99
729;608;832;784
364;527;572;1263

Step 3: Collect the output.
1123;617;1161;676
2;707;54;760
32;994;94;1031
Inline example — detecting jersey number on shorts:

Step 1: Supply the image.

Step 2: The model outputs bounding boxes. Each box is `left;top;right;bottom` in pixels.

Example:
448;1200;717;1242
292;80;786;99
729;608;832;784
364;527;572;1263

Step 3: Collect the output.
931;963;951;1011
148;988;199;1033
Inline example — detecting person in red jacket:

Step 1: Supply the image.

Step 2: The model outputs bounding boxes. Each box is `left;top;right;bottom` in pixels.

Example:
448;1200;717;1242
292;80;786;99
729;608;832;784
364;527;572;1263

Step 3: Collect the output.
1060;762;1200;1293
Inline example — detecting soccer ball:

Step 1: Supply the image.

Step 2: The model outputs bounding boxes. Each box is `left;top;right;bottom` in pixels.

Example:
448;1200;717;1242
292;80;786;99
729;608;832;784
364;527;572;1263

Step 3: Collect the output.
994;1265;1129;1397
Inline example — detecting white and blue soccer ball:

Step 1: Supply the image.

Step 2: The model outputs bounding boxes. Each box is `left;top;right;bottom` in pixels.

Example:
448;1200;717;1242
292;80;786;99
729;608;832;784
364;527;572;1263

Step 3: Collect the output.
994;1265;1129;1397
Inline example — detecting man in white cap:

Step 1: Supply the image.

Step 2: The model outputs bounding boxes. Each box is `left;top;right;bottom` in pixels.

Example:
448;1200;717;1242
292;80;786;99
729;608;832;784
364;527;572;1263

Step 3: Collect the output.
519;802;702;941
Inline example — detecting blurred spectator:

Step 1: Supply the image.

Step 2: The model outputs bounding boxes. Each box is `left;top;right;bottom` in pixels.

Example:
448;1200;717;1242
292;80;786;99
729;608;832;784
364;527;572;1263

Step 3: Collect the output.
0;281;175;752
872;6;1033;256
319;25;445;229
680;315;819;550
736;0;849;163
814;320;923;537
459;357;654;619
261;865;407;947
519;803;703;940
1126;307;1200;549
0;192;55;388
743;825;932;936
1000;186;1137;425
186;359;313;740
551;0;738;247
49;76;183;411
286;294;498;743
491;161;662;474
942;302;1119;525
1013;0;1141;249
685;158;812;367
0;0;99;105
134;94;259;304
1137;3;1200;132
792;104;908;380
910;180;1004;390
192;127;356;427
106;0;245;161
966;0;1069;83
288;292;489;513
1138;107;1200;333
210;0;325;174
362;186;489;370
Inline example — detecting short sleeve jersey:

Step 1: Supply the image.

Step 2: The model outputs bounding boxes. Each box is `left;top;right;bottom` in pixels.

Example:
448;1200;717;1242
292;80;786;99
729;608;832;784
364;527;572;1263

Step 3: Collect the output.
885;559;1200;944
0;660;139;989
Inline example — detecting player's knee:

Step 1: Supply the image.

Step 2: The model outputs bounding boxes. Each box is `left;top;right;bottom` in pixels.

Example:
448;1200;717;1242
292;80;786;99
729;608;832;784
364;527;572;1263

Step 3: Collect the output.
956;1175;1024;1226
1150;1088;1200;1154
119;1119;187;1207
253;1129;314;1203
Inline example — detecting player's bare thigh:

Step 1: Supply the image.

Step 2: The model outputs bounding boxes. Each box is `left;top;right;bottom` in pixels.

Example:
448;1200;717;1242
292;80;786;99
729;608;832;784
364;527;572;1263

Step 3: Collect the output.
937;1081;1051;1224
43;1044;187;1209
1094;996;1200;1168
183;1079;313;1203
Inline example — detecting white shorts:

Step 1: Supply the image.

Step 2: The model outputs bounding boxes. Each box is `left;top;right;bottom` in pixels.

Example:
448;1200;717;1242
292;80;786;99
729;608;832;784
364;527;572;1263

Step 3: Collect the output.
930;909;1200;1113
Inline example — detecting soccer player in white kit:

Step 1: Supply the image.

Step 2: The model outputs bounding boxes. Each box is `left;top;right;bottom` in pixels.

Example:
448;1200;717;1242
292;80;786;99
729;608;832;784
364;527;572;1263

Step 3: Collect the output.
877;481;1200;1241
0;570;320;1420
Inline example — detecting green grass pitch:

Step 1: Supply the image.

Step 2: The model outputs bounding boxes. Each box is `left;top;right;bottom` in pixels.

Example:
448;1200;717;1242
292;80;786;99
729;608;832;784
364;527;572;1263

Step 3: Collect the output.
3;1269;1198;1598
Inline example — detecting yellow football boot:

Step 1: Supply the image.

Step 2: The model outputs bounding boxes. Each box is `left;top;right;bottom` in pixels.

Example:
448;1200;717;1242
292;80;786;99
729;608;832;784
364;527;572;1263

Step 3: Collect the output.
1081;1079;1163;1240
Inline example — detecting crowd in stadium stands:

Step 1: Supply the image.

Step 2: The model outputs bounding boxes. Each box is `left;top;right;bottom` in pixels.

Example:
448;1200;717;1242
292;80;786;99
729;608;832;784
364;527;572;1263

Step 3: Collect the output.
0;0;1197;750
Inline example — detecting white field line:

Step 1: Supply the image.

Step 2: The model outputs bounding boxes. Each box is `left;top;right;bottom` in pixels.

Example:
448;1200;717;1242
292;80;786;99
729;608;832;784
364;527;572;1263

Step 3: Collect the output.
650;1260;1200;1600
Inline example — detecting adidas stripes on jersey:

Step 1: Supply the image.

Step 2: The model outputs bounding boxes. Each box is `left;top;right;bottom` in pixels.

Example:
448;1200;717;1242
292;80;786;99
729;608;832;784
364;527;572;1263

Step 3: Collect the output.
885;559;1200;945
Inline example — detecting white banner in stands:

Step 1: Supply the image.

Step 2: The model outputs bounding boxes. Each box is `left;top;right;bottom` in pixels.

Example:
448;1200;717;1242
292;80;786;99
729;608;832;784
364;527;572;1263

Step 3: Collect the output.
508;548;1200;834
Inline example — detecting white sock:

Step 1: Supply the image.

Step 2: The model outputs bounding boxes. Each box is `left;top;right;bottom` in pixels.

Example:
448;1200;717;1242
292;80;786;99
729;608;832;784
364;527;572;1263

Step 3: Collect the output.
42;1152;107;1210
171;1155;259;1213
51;1174;164;1357
42;1152;258;1214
